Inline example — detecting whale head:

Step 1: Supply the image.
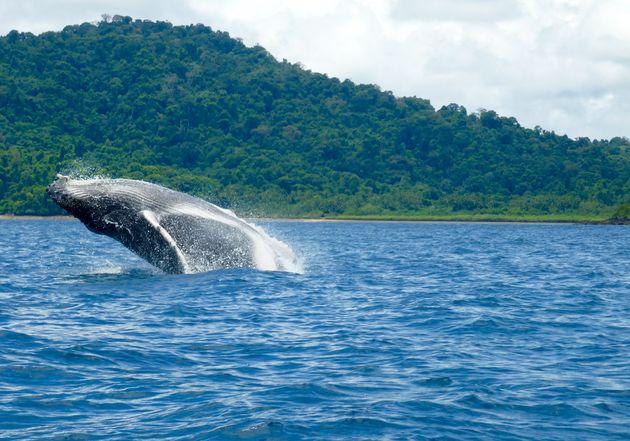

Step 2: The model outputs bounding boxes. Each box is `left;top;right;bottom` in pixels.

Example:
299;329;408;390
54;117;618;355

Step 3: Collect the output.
46;174;134;234
46;174;72;206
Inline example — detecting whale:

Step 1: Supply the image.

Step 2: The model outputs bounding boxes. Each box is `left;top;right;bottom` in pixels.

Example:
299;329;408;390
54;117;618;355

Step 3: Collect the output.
46;174;299;274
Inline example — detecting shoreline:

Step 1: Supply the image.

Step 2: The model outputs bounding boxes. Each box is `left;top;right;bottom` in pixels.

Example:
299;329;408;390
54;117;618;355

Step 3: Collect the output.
0;215;75;220
1;214;623;224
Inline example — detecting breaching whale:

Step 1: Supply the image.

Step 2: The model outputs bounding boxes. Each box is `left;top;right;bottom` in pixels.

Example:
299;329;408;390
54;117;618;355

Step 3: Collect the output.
46;174;300;274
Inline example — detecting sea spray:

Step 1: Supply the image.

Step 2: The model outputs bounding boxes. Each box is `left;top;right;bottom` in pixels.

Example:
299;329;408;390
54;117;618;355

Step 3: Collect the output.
60;159;110;181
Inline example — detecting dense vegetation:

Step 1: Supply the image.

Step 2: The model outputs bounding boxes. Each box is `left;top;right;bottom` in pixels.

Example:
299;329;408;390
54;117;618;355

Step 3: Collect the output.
1;17;629;217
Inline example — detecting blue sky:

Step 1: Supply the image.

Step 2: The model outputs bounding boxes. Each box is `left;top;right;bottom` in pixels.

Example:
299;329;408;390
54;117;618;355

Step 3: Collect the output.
1;0;628;140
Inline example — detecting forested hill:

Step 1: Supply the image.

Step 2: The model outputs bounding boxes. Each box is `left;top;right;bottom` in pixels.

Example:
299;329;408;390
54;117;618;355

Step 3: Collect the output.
1;17;629;217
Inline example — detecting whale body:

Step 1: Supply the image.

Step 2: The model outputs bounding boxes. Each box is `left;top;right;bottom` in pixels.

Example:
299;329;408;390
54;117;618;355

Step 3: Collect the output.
46;175;299;274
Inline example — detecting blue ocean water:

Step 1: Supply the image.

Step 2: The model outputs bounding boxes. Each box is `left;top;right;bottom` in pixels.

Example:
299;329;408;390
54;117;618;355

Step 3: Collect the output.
0;219;629;440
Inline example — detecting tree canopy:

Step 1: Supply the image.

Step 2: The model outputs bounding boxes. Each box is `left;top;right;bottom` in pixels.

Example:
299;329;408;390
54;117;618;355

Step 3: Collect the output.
1;18;629;217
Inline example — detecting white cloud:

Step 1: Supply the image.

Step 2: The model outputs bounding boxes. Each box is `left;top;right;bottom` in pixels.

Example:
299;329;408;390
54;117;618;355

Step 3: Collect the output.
390;0;522;23
0;0;629;139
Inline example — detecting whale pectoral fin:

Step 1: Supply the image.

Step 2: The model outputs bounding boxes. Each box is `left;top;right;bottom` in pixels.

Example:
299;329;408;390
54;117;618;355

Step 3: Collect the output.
102;209;187;274
101;209;186;273
137;210;189;273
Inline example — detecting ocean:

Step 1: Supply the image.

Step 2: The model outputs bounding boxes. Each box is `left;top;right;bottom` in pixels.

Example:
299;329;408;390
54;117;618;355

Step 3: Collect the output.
1;219;628;440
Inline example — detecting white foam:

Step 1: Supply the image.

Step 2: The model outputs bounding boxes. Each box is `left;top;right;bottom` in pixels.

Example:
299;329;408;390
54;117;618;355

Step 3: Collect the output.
88;261;125;275
247;221;304;274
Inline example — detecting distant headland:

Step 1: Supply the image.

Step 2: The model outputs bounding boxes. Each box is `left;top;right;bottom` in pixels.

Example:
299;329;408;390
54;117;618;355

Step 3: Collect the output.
0;17;628;219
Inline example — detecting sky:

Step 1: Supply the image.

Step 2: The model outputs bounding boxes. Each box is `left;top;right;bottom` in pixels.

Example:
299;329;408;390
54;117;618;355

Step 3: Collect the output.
1;0;628;140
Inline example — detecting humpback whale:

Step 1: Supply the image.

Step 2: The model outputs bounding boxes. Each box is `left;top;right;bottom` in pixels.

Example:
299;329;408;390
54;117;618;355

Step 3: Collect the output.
46;175;299;274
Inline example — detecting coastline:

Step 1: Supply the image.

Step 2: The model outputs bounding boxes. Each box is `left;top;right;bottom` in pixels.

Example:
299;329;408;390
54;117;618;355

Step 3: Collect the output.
0;215;75;220
2;213;623;224
324;214;612;224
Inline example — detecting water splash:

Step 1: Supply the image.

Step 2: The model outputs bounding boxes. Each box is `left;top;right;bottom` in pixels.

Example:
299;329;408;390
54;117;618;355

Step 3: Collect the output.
171;204;303;274
88;261;126;275
60;159;109;181
248;222;304;274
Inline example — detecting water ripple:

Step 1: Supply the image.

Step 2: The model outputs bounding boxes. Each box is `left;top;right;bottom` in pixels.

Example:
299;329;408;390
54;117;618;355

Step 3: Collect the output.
0;220;629;440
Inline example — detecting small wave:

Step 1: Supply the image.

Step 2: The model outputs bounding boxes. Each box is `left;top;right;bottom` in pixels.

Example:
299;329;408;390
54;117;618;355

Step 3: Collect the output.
415;376;453;387
37;346;114;366
57;269;157;286
0;363;71;383
83;262;158;277
217;420;287;440
262;382;351;402
514;402;593;419
314;416;409;432
0;329;40;345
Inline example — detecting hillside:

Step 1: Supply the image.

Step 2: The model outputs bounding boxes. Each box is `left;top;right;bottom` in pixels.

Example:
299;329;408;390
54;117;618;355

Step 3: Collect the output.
1;17;629;217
